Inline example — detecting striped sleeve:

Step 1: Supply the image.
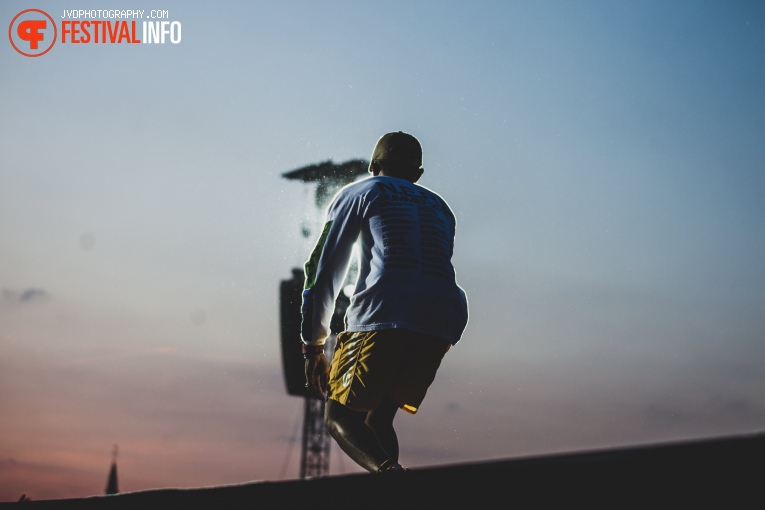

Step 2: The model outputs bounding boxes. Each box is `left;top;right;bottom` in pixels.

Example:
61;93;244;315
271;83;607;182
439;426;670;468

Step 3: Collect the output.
300;191;361;346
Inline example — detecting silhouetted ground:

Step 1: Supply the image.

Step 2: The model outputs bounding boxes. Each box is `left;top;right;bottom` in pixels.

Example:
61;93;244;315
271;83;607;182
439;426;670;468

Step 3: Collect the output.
4;432;762;508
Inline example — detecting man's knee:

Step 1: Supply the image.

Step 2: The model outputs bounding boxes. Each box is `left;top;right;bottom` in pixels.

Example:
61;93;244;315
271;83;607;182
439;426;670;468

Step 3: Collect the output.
325;399;358;437
324;400;340;435
366;397;398;428
324;413;341;439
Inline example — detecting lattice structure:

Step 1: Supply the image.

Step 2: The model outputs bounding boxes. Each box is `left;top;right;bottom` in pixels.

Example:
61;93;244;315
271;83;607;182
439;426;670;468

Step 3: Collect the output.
281;159;365;479
299;391;330;479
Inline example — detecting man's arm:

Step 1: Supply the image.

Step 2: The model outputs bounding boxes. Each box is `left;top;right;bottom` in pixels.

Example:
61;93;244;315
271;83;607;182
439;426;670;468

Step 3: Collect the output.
301;191;361;398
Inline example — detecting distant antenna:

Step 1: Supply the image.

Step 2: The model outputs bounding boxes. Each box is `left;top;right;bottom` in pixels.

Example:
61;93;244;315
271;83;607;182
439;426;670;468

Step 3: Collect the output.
105;444;119;495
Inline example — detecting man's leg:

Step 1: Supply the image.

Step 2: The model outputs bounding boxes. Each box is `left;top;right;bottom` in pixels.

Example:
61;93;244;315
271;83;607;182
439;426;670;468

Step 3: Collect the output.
325;399;396;473
365;396;400;463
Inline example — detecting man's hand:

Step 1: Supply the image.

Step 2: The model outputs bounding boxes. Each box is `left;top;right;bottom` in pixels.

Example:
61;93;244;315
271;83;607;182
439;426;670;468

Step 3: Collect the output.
305;353;329;401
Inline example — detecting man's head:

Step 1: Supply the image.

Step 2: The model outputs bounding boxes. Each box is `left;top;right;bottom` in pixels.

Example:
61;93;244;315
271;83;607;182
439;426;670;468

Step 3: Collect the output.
368;131;424;183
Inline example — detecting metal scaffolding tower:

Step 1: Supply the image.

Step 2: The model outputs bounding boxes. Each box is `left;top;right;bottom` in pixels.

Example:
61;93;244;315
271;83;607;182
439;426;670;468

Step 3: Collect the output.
279;158;368;479
299;390;331;479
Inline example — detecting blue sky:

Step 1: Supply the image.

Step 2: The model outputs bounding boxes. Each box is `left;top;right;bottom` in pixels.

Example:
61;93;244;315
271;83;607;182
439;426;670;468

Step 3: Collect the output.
1;0;764;501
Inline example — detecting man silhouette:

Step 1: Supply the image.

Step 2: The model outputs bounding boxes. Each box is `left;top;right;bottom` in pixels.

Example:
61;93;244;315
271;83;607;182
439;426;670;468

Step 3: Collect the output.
302;131;469;472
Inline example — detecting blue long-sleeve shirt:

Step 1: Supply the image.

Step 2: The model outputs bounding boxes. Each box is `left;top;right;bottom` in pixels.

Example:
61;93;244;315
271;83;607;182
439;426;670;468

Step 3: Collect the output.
301;176;469;347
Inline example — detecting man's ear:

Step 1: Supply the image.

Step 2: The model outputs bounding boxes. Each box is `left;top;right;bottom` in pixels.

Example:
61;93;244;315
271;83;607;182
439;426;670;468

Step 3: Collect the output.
370;161;382;176
413;166;424;183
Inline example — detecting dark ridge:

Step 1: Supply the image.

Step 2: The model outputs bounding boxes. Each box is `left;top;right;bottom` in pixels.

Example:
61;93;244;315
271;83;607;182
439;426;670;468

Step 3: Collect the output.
5;431;762;509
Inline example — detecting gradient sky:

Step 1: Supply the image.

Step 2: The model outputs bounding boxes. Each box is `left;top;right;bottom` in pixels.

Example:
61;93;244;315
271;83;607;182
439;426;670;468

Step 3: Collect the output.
2;0;764;502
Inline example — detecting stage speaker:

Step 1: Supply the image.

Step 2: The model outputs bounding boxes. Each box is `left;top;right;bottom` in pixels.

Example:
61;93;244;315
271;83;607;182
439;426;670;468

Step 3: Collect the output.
280;268;349;397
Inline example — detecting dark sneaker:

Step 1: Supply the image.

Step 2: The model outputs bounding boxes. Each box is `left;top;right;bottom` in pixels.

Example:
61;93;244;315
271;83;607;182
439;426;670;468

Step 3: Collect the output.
378;461;407;473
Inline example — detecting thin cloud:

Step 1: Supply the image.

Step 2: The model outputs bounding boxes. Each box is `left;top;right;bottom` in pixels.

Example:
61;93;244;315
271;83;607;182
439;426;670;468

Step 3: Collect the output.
19;289;46;302
2;288;48;304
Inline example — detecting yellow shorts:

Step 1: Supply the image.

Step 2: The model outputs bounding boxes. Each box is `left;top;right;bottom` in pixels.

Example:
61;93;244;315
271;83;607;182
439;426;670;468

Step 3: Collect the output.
327;329;450;414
